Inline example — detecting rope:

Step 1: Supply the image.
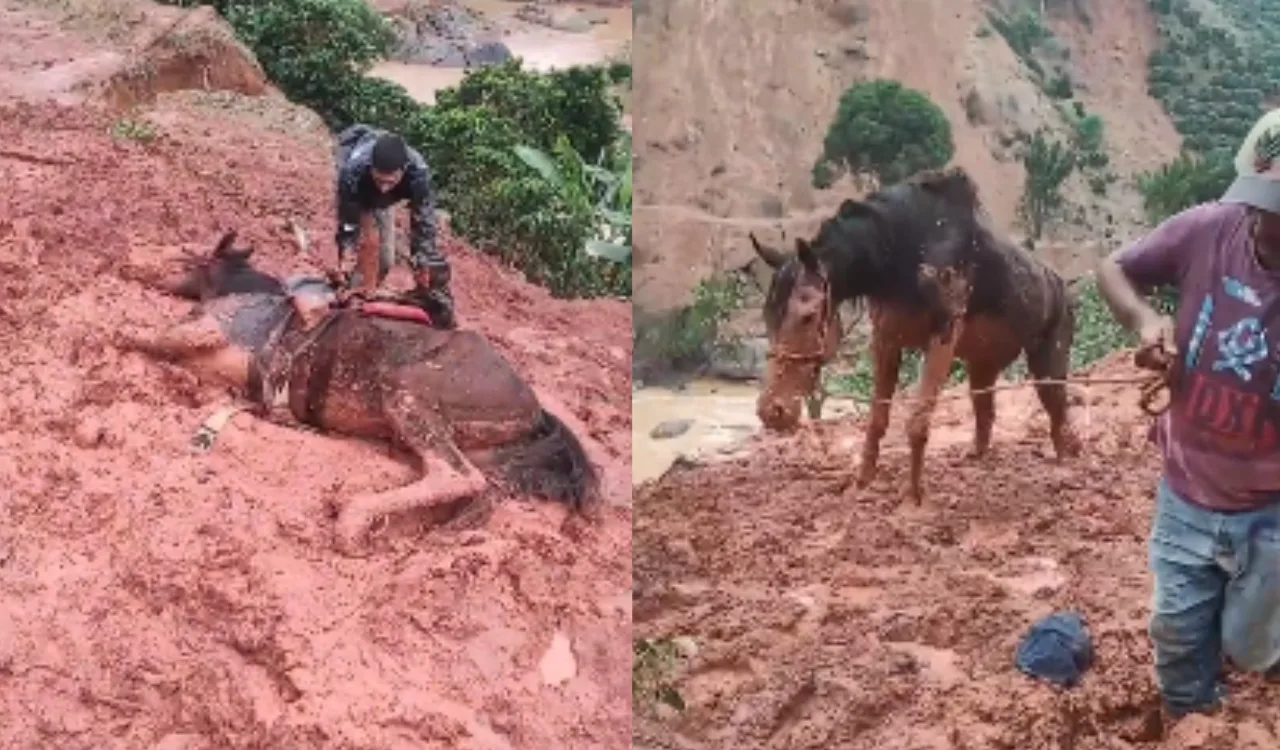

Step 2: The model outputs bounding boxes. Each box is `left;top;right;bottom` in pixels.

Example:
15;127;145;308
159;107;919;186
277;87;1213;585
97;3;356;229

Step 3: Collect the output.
827;371;1170;414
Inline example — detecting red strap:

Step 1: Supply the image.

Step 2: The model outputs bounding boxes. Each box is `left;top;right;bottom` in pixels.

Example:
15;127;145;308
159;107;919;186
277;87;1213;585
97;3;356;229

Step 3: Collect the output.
357;301;433;325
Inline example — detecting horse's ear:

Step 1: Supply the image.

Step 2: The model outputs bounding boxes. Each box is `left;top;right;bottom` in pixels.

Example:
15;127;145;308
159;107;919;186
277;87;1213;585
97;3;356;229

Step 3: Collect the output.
795;238;820;272
749;232;787;269
213;230;238;258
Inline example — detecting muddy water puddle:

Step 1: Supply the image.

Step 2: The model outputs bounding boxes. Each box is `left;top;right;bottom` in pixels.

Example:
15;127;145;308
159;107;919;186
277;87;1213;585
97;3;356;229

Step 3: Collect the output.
632;379;864;485
370;0;631;104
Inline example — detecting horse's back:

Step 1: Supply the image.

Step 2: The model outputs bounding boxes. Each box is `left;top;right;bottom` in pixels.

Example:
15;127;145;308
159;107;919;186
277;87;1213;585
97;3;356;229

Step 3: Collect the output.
357;317;541;419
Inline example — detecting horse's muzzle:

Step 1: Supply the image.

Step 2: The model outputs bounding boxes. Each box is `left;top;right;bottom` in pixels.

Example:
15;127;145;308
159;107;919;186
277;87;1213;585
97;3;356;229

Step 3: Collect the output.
756;394;802;432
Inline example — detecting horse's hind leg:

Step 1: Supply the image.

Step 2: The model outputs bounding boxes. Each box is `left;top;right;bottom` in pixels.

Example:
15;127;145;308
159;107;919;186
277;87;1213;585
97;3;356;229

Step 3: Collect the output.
333;390;488;556
966;359;1000;459
1026;329;1082;459
856;322;903;489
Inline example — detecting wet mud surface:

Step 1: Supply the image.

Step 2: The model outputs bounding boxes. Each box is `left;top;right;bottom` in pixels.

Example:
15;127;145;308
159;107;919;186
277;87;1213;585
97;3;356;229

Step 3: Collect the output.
0;4;631;745
634;353;1280;750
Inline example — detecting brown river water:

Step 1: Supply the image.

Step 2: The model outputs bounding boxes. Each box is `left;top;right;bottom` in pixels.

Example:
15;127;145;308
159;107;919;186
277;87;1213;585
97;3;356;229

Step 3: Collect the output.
369;0;632;103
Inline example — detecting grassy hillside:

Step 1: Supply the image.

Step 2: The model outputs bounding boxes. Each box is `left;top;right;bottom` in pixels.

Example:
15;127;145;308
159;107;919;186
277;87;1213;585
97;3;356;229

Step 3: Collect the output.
1146;0;1279;155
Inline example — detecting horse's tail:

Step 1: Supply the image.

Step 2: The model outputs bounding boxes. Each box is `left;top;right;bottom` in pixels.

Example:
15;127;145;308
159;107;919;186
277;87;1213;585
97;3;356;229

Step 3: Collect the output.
486;410;601;510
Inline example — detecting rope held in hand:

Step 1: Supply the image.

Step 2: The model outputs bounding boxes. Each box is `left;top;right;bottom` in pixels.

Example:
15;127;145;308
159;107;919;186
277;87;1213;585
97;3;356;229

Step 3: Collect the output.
842;372;1169;414
835;342;1176;417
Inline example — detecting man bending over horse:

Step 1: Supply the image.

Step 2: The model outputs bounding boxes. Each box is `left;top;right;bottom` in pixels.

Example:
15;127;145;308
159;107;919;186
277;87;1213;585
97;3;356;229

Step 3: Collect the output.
333;124;457;329
1097;109;1280;718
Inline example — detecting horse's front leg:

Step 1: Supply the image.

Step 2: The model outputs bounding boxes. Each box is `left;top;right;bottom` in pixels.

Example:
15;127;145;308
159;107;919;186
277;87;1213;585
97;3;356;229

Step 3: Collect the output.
115;312;230;362
906;319;965;504
333;388;488;557
857;323;903;488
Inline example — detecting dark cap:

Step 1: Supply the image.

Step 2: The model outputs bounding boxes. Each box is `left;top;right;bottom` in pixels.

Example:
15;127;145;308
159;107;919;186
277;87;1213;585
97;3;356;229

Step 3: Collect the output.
371;133;410;173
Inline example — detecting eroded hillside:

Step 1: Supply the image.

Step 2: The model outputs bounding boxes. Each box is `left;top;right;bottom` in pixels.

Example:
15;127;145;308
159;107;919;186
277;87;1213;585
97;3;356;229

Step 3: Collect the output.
632;0;1182;313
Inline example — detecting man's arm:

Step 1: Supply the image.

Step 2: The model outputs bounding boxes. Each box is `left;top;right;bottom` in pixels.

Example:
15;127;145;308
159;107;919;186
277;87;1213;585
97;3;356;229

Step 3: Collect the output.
334;163;365;262
405;159;444;277
1096;203;1216;332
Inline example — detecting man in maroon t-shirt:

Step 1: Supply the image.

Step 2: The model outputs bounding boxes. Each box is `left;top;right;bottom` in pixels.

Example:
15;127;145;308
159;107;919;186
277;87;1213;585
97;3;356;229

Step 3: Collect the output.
1098;110;1280;717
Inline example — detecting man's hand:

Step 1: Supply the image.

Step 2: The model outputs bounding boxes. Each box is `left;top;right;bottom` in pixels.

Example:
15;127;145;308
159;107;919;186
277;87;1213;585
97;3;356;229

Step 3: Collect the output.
326;250;357;289
1135;309;1177;372
413;268;433;289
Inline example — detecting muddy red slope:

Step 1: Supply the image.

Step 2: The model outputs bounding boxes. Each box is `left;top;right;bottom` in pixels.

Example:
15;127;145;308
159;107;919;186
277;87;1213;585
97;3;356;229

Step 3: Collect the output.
635;353;1279;749
0;3;631;747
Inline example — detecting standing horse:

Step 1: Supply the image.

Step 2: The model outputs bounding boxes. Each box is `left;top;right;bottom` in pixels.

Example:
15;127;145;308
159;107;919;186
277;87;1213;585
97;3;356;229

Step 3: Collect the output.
750;167;1082;503
116;231;600;555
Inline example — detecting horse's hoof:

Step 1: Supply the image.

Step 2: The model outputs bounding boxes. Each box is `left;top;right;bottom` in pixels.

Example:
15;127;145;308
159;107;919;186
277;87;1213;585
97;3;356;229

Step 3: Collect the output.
1055;432;1084;459
333;509;373;558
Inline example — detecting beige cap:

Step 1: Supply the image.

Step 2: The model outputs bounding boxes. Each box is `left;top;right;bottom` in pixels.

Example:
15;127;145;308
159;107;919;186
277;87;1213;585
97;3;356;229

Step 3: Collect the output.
1221;108;1280;213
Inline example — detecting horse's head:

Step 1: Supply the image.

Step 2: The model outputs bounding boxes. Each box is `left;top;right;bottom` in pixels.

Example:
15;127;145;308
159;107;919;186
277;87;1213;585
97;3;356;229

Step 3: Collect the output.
172;230;284;301
749;232;842;431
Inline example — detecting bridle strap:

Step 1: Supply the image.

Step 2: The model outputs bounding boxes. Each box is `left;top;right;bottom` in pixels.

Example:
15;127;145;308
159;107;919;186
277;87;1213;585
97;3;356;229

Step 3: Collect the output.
768;273;835;364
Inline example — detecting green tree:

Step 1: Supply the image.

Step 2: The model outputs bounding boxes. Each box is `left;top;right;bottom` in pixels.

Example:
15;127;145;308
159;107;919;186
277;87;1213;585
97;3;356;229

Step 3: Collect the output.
812;79;954;188
1018;129;1076;240
1136;151;1234;223
1074;114;1104;153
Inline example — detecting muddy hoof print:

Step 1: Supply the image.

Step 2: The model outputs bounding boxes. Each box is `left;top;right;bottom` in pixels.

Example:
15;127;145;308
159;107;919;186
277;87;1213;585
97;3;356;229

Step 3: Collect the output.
190;427;216;453
333;509;378;558
445;495;494;531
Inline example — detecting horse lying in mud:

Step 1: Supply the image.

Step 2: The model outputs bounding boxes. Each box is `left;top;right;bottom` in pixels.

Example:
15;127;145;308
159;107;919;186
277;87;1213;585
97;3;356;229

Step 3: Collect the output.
750;167;1082;504
115;231;600;555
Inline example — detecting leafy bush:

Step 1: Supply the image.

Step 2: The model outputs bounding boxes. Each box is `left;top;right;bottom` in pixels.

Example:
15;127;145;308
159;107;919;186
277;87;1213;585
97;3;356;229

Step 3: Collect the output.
435;60;620;170
223;0;397;129
1018;129;1076;240
1136;151;1235;224
812;79;954;188
154;0;629;300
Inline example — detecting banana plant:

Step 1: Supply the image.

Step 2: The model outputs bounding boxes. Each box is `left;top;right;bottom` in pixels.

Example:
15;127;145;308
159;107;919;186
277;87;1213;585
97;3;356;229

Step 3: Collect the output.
513;133;632;264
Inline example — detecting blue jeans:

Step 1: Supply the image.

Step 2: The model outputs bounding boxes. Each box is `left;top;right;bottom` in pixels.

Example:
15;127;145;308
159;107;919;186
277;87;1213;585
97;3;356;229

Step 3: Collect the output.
1149;480;1280;714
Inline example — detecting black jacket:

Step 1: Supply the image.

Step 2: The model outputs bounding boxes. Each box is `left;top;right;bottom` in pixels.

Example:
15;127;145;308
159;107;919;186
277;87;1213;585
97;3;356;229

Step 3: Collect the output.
333;126;444;271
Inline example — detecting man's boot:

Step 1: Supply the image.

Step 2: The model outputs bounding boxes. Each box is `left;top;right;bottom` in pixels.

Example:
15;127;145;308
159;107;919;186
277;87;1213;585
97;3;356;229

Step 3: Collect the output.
422;284;457;330
409;262;457;329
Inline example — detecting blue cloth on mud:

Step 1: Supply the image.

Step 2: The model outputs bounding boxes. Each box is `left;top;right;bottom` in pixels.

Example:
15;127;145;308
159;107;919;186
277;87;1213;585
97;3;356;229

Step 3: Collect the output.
1015;611;1093;688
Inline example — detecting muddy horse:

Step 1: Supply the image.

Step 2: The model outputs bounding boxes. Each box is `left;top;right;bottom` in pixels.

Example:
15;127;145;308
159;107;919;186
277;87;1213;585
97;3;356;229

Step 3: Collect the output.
116;230;600;554
750;167;1082;503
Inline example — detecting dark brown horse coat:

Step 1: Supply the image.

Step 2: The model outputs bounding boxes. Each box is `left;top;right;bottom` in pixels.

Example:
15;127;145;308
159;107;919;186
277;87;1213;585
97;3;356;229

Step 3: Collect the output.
117;232;599;555
752;167;1081;503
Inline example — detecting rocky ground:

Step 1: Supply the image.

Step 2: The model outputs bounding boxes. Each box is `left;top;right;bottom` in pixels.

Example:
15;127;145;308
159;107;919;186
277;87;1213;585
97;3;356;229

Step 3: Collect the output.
634;351;1280;750
0;1;631;748
375;0;624;67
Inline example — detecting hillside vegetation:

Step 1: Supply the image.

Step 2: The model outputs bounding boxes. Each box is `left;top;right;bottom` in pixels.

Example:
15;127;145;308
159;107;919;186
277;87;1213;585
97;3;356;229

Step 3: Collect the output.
634;0;1257;387
160;0;633;300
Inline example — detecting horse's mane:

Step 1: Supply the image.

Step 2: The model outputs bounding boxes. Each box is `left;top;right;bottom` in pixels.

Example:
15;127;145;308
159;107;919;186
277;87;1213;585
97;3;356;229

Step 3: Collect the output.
811;166;983;287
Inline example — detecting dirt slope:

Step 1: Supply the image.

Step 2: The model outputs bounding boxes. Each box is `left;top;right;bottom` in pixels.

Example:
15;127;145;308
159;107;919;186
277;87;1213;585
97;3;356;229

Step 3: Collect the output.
631;0;1181;313
0;2;631;748
633;351;1279;749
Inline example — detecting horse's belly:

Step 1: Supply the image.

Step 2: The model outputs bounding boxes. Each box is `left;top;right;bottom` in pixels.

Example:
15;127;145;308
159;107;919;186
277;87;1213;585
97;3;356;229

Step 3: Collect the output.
288;384;393;439
956;315;1023;365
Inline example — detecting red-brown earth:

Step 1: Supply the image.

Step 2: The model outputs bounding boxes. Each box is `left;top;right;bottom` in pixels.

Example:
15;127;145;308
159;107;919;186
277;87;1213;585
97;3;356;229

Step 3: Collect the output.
634;351;1280;749
0;1;631;748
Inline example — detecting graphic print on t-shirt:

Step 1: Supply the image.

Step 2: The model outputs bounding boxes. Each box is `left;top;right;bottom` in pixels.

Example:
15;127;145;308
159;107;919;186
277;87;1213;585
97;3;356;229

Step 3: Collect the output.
1179;276;1280;452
